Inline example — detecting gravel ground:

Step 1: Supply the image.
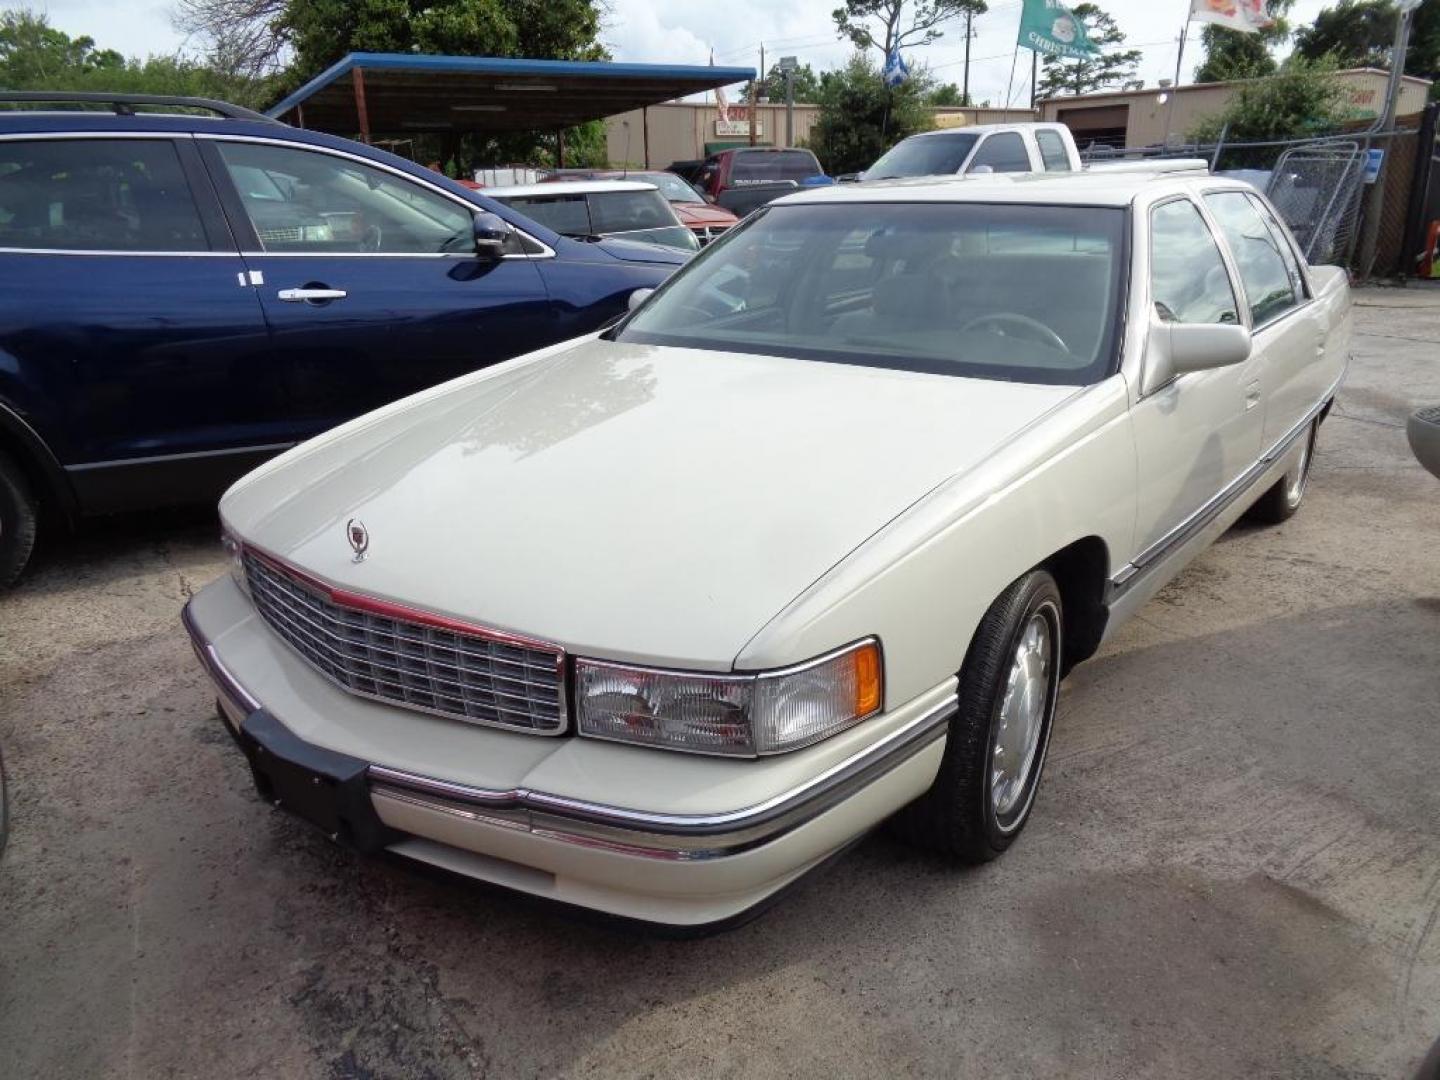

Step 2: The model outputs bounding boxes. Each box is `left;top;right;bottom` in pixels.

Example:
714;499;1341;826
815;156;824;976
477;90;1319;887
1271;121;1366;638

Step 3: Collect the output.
1;286;1438;1080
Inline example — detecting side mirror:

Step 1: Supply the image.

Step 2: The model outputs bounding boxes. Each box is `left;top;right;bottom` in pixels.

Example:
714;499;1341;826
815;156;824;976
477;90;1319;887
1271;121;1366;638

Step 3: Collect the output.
1144;319;1252;394
473;211;513;258
628;287;654;312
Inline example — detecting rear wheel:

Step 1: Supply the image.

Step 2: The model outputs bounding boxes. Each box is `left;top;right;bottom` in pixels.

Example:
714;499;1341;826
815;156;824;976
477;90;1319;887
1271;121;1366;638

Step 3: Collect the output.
0;449;37;589
1248;419;1318;525
892;569;1063;862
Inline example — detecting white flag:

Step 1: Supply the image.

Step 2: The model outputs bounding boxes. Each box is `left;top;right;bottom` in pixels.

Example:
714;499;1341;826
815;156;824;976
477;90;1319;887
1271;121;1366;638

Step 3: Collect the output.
716;83;730;123
1189;0;1274;33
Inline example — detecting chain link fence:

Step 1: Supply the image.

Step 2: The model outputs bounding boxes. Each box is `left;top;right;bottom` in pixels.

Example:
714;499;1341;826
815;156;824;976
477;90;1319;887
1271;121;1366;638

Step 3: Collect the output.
1080;123;1428;276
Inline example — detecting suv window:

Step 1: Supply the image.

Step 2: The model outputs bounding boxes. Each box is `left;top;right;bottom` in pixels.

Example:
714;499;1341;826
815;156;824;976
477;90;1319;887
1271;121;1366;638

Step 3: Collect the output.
968;133;1031;173
1150;199;1239;325
1203;191;1301;325
1035;130;1072;172
503;194;590;236
0;139;207;252
215;141;474;255
731;150;821;184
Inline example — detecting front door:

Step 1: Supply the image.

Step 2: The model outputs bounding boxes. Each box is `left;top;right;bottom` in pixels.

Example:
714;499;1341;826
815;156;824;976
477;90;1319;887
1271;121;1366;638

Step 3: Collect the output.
200;138;554;440
1128;196;1263;558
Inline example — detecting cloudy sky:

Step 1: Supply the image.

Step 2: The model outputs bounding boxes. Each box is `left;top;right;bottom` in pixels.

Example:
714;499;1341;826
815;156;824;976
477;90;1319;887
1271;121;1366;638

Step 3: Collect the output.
35;0;1337;106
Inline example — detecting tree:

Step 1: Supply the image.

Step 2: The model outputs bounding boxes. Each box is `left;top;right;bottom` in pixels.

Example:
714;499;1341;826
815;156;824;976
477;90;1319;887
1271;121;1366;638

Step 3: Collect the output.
1190;54;1348;148
833;0;986;60
278;0;606;80
927;81;970;106
172;0;287;82
1035;4;1141;97
0;9;123;86
1294;0;1440;89
806;51;936;173
1193;0;1294;82
759;60;822;103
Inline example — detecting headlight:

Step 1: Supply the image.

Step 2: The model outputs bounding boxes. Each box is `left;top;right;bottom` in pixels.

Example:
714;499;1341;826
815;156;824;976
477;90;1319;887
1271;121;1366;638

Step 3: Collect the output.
575;639;882;757
220;525;249;598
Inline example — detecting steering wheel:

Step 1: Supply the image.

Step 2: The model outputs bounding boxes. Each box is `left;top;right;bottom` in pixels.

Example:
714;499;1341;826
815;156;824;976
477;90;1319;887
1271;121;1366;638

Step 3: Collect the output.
359;223;383;253
959;312;1068;353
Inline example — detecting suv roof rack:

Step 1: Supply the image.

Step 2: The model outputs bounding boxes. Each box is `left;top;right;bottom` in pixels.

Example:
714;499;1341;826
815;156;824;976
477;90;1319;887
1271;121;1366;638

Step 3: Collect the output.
0;91;280;124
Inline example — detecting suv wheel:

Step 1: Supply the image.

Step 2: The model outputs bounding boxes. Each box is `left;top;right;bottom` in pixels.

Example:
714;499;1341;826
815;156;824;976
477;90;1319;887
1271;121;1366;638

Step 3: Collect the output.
0;449;38;588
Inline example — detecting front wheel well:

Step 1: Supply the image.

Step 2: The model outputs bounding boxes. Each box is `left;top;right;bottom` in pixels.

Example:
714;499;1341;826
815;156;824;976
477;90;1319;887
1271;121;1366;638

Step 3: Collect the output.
1040;536;1111;676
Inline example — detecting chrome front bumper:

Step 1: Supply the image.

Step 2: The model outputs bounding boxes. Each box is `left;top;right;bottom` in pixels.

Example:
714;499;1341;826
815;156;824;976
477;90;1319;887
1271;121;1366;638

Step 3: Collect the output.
183;582;955;925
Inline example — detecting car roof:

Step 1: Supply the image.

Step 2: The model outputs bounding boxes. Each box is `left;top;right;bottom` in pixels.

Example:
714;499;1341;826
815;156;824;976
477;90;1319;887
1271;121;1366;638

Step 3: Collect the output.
776;170;1244;208
485;179;658;197
902;122;1069;139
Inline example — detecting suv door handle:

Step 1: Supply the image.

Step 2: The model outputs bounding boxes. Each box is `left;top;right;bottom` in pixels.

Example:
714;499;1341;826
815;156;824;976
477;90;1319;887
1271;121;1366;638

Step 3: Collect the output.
278;288;347;303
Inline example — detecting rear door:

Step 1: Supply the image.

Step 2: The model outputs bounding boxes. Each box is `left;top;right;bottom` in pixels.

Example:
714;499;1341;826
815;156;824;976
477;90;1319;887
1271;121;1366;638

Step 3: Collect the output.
200;137;554;440
1202;189;1322;451
0;133;277;510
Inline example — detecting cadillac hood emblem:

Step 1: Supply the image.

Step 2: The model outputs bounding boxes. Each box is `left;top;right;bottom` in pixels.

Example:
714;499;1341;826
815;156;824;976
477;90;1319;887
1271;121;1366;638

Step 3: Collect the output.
346;518;370;562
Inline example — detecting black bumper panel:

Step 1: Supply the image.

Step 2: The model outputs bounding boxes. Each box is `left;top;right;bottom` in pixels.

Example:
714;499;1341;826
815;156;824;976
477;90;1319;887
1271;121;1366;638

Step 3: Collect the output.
230;708;398;854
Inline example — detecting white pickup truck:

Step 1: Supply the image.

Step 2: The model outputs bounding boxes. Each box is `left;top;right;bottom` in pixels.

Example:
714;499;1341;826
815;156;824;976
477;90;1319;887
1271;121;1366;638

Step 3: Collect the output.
864;122;1085;179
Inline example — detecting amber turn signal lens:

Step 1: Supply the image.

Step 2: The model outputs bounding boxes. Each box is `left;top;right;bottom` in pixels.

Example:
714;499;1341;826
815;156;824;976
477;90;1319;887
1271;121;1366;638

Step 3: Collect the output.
853;641;882;716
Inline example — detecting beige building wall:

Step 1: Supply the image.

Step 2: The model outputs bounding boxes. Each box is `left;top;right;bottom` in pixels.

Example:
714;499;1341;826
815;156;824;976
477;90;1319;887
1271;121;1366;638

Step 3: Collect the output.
605;102;821;167
1037;68;1433;147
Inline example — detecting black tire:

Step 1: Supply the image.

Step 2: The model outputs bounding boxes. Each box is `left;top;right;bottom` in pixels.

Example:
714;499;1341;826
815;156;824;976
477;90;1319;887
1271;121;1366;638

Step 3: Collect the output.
1247;419;1317;525
0;448;37;589
892;569;1063;862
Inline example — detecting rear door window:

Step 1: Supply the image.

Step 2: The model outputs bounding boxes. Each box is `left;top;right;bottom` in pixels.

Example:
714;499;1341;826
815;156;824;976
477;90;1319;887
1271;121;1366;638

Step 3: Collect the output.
731;150;820;184
1035;130;1072;172
0;138;208;252
1204;191;1301;325
968;133;1031;173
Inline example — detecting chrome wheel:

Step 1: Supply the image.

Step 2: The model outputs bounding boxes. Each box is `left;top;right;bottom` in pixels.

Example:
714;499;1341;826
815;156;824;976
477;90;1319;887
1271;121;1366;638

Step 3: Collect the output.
1284;427;1314;508
991;608;1054;828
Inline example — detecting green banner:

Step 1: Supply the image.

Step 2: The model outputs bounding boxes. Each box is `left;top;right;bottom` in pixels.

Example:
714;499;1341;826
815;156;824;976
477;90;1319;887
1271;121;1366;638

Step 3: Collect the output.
1017;0;1100;59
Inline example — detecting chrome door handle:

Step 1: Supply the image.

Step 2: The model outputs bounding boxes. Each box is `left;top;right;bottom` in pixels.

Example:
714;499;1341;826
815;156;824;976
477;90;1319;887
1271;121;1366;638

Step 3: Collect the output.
277;288;347;302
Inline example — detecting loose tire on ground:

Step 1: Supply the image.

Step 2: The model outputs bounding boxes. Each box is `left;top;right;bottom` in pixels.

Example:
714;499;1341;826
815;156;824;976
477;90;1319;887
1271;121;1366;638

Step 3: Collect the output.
1247;419;1318;525
0;448;37;589
891;569;1063;863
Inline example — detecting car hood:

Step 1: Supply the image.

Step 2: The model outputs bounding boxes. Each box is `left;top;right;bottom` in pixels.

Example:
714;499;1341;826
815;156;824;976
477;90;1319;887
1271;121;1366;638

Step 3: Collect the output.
673;202;740;227
593;236;691;265
223;339;1078;668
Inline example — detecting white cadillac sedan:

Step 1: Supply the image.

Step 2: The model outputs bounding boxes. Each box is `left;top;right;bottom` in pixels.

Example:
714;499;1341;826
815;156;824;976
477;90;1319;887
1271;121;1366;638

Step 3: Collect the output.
184;171;1350;930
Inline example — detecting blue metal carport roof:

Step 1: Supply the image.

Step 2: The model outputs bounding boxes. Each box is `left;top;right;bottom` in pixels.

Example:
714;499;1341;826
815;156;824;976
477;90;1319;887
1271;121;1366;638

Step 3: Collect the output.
267;52;755;138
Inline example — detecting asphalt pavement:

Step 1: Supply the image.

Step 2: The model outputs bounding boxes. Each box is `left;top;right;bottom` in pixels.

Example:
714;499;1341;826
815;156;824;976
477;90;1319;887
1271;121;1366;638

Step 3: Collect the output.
1;286;1437;1079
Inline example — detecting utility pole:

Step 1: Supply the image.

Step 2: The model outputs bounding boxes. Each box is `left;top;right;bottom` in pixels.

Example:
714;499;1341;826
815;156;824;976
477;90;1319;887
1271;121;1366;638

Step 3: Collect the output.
1030;52;1037;109
963;10;974;104
778;55;799;147
749;43;764;147
1357;0;1417;278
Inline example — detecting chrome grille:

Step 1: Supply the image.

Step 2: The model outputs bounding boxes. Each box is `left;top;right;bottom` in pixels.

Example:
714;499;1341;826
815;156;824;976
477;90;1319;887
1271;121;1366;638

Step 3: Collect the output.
243;552;566;734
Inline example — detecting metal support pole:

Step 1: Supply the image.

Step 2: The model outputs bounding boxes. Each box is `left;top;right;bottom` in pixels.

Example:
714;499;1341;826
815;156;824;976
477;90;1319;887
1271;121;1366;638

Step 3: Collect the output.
1162;21;1188;148
1357;4;1414;278
963;11;973;104
352;67;370;144
1030;52;1037;109
556;127;565;169
642;106;650;167
785;71;794;147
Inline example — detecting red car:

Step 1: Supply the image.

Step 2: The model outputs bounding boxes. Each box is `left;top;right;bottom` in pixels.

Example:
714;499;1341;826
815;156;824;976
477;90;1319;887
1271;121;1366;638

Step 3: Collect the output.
544;169;739;244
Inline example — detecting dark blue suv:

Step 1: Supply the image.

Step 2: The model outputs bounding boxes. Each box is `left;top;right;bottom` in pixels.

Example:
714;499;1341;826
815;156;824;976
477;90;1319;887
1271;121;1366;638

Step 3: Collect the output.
0;93;687;585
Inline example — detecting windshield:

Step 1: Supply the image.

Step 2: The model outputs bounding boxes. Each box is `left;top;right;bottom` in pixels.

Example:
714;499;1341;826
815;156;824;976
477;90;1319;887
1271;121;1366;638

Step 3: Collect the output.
637;173;705;203
731;150;822;184
617;202;1126;385
867;133;979;179
497;189;698;251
